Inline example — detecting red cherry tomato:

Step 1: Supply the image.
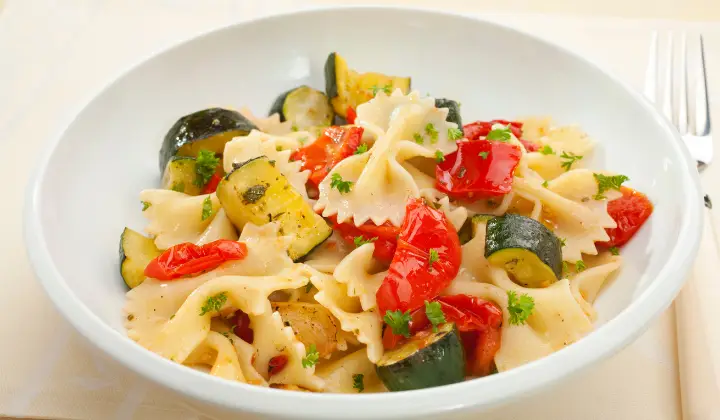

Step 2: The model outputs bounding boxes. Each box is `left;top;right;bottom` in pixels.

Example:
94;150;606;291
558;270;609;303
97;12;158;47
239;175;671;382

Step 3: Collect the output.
229;310;254;344
290;126;364;190
599;186;654;248
435;140;522;200
375;199;462;315
327;215;401;263
143;240;248;281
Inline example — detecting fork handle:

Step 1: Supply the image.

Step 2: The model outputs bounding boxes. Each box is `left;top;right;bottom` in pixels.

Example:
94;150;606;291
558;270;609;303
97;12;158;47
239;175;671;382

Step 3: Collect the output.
676;206;720;420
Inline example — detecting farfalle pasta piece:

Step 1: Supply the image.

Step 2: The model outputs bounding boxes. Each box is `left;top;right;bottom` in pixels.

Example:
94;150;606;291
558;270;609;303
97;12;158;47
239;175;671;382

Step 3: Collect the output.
195;208;237;245
139;190;222;249
333;244;385;311
569;252;622;320
223;130;310;198
310;268;384;363
315;91;459;227
419;188;468;231
316;348;387;393
239;107;293;135
303;233;354;274
184;331;246;381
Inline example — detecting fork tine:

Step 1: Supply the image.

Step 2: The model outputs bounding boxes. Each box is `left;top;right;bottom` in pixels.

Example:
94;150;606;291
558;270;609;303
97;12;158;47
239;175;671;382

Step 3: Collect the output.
644;31;659;102
662;32;675;124
678;33;689;135
695;34;712;136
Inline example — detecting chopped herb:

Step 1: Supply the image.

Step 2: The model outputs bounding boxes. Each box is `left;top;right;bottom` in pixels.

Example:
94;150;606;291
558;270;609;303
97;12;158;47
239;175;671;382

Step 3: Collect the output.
425;123;439;143
330;173;353;194
301;344;320;368
354;143;368;154
353;236;378;247
507;290;535;325
276;146;283;152
242;184;267;204
562;261;569;274
486;126;512;142
370;84;392;95
435;150;445;163
194;149;220;187
268;160;276;167
609;246;620;256
383;309;411;338
291;125;299;132
201;196;213;221
560;151;583;171
575;260;587;272
457;166;467;178
305;282;313;293
199;292;228;316
298;136;308;144
171;182;185;193
448;127;463;141
424;300;446;332
141;201;151;211
352;374;365;392
169;314;175;320
558;237;566;247
428;248;439;268
478;151;489;159
539;144;555;155
593;173;629;200
542;180;549;188
413;133;424;144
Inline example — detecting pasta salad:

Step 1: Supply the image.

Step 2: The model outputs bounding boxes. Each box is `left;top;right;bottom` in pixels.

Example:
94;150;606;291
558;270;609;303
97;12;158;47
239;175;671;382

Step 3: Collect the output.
120;52;653;393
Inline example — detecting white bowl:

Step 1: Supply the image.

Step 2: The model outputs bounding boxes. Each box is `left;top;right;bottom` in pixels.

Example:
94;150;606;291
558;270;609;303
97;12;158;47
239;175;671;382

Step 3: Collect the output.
24;6;702;419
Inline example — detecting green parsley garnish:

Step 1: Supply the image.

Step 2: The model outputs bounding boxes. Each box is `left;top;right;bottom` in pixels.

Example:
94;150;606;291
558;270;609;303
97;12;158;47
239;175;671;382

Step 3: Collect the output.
141;201;151;211
199;292;227;316
486;126;512;142
447;127;463;141
201;195;213;221
370;84;392;95
562;261;569;274
194;149;220;187
298;136;308;144
507;290;535;325
542;180;549;188
301;343;320;368
413;133;424;144
576;260;587;272
478;151;489;159
559;237;566;247
425;123;439;143
539;144;555;155
435;150;445;163
291;125;299;132
609;246;620;256
354;143;368;154
383;309;411;338
352;374;365;392
353;236;378;247
593;173;629;200
268;160;276;167
330;173;353;194
424;300;446;332
171;182;185;193
428;248;439;268
560;151;583;171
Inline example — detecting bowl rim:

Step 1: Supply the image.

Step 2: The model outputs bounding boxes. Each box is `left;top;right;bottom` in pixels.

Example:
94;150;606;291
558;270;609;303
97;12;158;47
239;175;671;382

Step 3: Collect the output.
24;5;703;419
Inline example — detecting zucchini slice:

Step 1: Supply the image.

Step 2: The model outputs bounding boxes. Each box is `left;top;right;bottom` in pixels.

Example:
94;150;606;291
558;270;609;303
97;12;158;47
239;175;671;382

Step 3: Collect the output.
161;156;203;195
435;98;463;129
324;52;411;118
216;156;332;261
268;85;334;130
159;108;256;172
376;323;465;391
119;227;161;289
485;214;562;288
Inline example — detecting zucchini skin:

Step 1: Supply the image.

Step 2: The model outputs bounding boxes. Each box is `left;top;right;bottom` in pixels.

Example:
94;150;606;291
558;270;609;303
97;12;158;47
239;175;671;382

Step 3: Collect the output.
485;214;563;281
119;227;161;289
159;108;257;172
268;85;334;128
435;98;463;130
325;52;339;100
216;156;332;261
376;323;465;391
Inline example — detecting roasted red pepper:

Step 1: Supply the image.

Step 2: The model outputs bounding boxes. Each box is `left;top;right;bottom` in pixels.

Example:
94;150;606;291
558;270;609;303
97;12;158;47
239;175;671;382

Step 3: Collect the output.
435;140;522;200
290;126;364;190
328;215;400;263
382;294;503;377
463;119;539;152
600;186;654;248
268;354;288;376
201;173;222;194
229;310;254;344
375;199;462;315
144;240;248;281
346;106;357;124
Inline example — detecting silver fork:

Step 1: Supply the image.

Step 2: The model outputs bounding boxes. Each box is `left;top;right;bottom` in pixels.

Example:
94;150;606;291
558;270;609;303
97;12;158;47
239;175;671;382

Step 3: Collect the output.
644;32;713;208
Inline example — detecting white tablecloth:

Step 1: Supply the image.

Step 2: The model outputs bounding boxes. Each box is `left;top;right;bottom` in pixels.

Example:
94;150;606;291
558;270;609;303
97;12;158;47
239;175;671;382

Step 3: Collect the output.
1;1;719;419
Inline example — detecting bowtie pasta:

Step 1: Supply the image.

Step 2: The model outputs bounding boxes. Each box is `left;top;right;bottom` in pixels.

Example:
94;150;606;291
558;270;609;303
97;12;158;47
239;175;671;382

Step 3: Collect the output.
119;52;653;393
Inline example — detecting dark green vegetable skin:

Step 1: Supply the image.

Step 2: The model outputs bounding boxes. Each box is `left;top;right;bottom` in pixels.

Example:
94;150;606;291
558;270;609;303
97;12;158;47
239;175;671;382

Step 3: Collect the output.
324;52;339;100
159;108;257;172
376;323;465;391
485;214;563;279
435;98;463;130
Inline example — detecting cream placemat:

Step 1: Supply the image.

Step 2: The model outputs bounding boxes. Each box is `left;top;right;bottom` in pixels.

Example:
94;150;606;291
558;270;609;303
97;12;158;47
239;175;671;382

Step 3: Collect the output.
1;2;719;419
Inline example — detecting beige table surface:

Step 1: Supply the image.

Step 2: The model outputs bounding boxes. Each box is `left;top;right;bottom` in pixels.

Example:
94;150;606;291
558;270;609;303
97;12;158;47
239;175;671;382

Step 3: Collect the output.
1;1;720;419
